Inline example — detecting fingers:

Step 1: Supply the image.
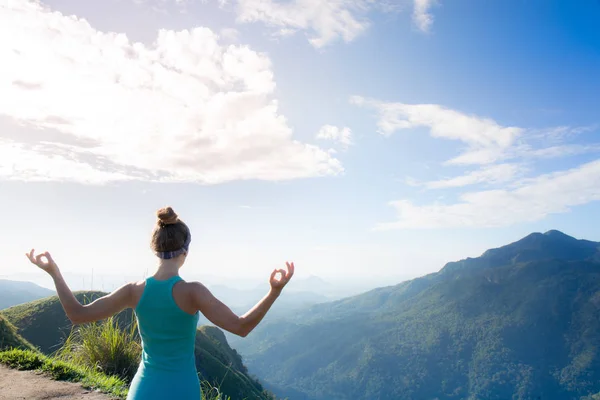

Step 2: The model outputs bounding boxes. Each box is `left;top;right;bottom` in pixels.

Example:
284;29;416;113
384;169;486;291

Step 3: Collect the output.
286;262;295;280
270;269;287;287
44;252;55;264
269;269;278;281
273;269;285;282
270;262;295;289
283;262;294;283
35;254;45;264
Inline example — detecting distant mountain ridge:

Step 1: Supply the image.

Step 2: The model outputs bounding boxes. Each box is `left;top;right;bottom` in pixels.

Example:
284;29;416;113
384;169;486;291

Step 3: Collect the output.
233;230;600;400
442;230;600;273
0;280;55;310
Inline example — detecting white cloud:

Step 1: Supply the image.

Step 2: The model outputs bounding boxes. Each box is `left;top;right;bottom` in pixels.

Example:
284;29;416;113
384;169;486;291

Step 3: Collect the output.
352;96;600;167
530;125;598;143
412;0;435;32
520;143;600;159
219;27;240;42
316;125;353;149
375;159;600;229
512;126;600;160
0;138;135;184
353;96;600;229
132;0;440;47
0;0;342;184
231;0;436;47
351;96;523;166
234;0;371;48
423;163;521;189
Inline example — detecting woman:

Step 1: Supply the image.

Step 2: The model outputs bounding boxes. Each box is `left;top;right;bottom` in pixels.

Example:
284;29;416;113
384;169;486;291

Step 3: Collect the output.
26;206;294;399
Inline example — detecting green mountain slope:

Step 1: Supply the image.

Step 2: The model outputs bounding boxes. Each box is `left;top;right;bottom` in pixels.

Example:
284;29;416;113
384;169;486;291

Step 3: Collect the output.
196;326;271;400
1;292;272;400
233;230;600;400
1;291;110;354
0;315;33;351
0;279;55;310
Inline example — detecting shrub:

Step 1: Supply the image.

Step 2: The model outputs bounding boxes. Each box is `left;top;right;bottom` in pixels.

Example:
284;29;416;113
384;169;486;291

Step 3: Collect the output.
56;316;141;382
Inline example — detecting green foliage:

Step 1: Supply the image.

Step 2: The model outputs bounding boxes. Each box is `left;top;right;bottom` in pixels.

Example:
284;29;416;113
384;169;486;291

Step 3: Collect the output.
0;348;129;398
1;291;114;353
56;315;142;382
0;345;236;400
236;231;600;400
194;326;275;399
0;315;34;351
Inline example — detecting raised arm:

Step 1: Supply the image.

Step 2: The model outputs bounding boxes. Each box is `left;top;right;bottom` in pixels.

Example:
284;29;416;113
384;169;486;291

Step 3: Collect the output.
26;249;134;324
191;262;294;337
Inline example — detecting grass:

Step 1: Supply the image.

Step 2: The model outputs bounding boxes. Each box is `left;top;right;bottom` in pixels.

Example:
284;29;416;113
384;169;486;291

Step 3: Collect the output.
0;315;34;351
52;316;233;398
56;316;141;382
1;291;112;354
0;348;235;399
0;348;129;398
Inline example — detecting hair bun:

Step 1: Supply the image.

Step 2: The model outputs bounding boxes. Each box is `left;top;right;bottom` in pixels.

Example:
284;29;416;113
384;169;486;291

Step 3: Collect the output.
157;206;179;225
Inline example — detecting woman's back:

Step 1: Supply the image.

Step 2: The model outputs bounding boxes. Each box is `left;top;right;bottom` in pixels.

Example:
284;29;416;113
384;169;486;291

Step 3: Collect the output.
128;275;200;399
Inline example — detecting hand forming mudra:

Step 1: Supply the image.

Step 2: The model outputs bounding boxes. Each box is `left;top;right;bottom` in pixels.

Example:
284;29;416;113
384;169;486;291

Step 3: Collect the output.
26;249;59;276
270;262;295;291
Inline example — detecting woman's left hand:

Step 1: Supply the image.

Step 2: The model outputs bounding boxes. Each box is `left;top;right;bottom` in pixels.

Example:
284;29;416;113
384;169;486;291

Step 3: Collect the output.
269;262;295;292
25;249;59;276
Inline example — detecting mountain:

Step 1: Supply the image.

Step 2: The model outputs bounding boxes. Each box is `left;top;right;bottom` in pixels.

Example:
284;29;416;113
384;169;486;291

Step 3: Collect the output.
441;230;600;274
0;280;55;310
1;292;112;353
207;282;331;311
0;315;33;351
195;325;273;400
198;281;332;333
1;291;272;400
233;230;600;400
288;276;332;294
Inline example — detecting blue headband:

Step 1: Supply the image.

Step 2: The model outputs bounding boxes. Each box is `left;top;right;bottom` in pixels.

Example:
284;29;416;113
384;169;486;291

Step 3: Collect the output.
156;232;191;260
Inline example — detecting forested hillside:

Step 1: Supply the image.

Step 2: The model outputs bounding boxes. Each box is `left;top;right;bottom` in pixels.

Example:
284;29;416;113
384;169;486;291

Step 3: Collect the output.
233;231;600;400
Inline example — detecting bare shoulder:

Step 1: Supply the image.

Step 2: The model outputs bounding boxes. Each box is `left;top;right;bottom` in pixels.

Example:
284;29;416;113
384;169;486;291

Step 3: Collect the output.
105;280;144;297
129;280;146;308
181;280;208;295
179;280;213;305
130;279;146;293
171;280;210;314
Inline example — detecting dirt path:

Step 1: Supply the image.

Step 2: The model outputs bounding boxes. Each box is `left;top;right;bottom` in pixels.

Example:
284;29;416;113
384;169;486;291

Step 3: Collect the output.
0;365;114;400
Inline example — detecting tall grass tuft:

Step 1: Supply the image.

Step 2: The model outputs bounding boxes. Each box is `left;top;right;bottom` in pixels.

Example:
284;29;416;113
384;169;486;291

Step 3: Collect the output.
56;316;141;382
201;380;231;400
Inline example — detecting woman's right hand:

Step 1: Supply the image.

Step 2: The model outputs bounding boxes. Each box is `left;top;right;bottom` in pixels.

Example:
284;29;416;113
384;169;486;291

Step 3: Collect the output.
269;262;295;292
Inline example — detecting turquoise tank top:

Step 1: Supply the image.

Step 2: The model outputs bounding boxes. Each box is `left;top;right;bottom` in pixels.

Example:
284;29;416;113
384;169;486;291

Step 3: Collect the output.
127;276;200;400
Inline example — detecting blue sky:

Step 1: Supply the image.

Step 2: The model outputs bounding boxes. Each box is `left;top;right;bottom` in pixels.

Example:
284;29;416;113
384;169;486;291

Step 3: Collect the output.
0;0;599;292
